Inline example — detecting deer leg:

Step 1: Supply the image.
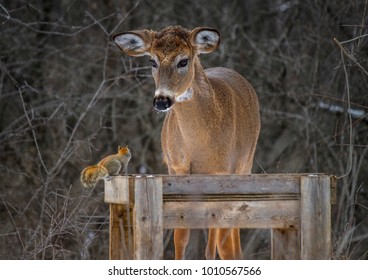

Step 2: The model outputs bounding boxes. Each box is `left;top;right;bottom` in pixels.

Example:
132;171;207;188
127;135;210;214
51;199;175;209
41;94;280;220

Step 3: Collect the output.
205;228;218;259
217;228;235;260
232;228;244;259
174;228;190;260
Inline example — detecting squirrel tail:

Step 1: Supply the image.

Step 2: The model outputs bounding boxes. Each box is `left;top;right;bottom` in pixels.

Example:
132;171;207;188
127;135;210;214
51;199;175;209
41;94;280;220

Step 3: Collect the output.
80;165;108;188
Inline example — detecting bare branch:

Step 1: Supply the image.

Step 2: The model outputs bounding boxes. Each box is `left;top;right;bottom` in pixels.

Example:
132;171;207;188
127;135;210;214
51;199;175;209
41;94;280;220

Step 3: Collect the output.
334;38;368;77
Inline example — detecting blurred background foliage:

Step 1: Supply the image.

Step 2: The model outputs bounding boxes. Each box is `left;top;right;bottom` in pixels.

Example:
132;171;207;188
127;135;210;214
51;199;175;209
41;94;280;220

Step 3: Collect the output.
0;0;367;259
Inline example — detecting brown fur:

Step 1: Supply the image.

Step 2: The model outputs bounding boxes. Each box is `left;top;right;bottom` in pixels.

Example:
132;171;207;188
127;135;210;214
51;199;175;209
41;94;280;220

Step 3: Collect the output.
154;26;192;55
80;146;131;188
113;26;260;260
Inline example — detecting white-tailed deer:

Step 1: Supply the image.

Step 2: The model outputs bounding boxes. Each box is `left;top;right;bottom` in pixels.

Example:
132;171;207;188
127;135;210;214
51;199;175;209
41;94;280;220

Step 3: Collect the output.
113;26;260;260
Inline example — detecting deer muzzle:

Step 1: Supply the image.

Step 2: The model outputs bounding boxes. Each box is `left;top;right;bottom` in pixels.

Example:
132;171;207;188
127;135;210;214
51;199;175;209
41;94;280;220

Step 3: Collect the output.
153;95;173;111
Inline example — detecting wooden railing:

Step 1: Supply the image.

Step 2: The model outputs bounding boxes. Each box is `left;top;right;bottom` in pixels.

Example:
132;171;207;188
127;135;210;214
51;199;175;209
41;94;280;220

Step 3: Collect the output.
104;174;336;260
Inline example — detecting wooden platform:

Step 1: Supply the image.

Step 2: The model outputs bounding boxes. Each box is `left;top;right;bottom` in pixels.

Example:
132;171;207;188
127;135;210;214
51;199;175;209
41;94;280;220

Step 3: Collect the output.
104;174;336;260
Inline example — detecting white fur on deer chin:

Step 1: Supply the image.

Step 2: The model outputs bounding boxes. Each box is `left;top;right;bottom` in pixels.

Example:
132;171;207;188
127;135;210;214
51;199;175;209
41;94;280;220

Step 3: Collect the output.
176;88;193;102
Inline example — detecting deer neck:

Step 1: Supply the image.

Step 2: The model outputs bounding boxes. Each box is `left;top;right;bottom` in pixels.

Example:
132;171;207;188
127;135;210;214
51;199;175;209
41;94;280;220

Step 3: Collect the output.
171;59;216;118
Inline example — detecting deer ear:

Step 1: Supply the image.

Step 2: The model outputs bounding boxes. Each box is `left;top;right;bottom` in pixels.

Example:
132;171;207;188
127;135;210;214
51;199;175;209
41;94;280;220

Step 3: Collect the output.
191;27;220;54
113;30;154;57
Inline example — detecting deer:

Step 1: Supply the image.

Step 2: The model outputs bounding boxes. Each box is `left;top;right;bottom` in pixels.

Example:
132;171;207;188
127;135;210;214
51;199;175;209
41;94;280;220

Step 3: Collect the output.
113;26;260;260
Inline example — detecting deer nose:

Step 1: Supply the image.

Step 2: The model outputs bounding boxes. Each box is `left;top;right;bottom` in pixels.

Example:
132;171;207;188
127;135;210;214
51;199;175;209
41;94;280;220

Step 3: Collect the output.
153;96;172;111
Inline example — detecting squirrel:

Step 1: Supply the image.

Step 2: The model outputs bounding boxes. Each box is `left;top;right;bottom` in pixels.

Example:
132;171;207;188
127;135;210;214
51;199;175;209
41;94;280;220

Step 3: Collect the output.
80;146;131;188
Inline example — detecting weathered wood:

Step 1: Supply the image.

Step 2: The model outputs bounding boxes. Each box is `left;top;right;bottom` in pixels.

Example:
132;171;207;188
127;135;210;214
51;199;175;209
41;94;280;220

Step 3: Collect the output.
104;174;333;260
109;204;133;259
162;174;300;195
163;200;300;229
271;229;300;259
109;204;121;260
105;177;131;204
163;193;299;202
104;174;335;203
300;176;331;259
133;177;164;259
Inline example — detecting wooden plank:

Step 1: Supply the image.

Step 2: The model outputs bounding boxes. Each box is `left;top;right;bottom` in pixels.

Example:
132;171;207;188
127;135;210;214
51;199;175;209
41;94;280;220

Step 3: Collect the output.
163;194;299;202
104;176;130;204
133;177;164;259
109;204;133;259
271;229;300;259
109;204;121;260
163;200;300;229
300;176;331;259
162;174;301;195
105;174;334;198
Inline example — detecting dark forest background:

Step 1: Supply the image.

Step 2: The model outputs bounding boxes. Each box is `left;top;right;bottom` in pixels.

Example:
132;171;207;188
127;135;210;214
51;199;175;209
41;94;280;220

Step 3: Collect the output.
0;0;367;259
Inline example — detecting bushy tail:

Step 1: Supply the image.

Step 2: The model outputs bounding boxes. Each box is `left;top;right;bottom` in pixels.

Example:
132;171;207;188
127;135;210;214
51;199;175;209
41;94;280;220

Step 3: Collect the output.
80;165;108;188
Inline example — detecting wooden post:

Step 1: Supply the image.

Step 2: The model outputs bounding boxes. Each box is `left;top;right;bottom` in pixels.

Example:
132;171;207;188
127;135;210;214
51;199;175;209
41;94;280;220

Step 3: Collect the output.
133;176;164;259
109;203;122;259
109;204;133;259
106;177;134;259
300;175;331;259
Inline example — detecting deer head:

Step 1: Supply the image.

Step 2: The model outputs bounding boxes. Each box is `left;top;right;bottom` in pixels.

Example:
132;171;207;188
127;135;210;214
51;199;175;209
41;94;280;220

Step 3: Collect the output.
113;26;220;111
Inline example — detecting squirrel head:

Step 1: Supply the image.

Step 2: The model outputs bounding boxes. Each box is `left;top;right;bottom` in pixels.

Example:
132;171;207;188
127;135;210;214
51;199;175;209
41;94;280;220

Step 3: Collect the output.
118;145;130;155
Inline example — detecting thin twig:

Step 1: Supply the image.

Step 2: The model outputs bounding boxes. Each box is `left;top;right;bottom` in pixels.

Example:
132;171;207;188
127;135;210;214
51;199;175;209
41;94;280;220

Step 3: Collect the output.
311;93;368;109
0;8;115;37
340;33;368;44
2;62;50;175
85;11;109;37
109;0;141;36
18;87;49;174
357;0;368;49
334;38;368;77
1;195;25;252
336;47;353;179
0;3;11;19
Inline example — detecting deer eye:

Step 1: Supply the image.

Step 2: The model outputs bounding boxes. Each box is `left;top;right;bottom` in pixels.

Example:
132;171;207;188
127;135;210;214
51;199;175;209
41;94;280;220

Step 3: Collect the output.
149;59;158;68
177;59;189;68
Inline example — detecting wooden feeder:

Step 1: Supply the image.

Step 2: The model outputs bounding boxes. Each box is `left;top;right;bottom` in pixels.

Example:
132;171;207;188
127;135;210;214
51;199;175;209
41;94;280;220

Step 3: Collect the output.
104;174;336;260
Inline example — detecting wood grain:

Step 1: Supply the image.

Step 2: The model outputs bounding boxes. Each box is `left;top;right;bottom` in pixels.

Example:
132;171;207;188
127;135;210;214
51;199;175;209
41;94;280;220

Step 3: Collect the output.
162;174;301;195
133;177;164;259
300;176;331;259
109;204;133;259
105;174;333;260
104;177;130;204
163;200;300;229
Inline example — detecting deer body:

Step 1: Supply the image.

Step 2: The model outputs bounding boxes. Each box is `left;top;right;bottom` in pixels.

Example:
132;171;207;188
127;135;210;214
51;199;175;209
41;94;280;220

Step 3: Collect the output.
113;26;260;260
162;66;259;175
